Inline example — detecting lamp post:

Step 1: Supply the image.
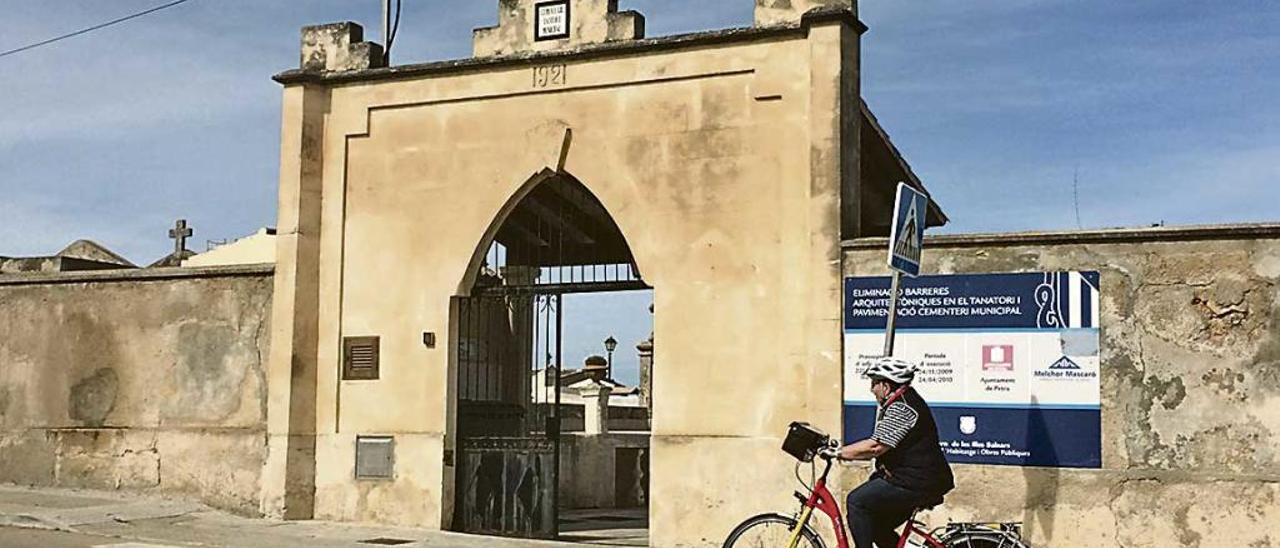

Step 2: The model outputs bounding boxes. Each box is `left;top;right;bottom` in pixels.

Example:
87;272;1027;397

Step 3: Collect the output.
604;336;618;379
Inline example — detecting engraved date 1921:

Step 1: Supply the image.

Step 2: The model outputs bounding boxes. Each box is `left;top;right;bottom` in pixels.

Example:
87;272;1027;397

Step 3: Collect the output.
532;64;567;88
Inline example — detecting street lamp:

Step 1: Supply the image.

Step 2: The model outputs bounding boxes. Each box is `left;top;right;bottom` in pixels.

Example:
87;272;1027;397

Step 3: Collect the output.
604;336;618;379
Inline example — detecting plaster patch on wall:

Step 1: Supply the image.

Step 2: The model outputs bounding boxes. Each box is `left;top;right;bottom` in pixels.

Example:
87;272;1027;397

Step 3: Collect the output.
68;368;118;427
1110;477;1280;547
1250;305;1280;392
948;248;1045;274
171;323;250;422
1253;251;1280;279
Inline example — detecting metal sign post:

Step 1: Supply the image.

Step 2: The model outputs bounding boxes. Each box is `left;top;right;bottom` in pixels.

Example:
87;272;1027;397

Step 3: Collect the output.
883;271;903;356
884;182;929;356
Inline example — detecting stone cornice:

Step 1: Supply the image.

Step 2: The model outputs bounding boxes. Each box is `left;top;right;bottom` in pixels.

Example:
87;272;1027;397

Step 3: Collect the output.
0;264;275;286
841;223;1280;250
274;9;865;86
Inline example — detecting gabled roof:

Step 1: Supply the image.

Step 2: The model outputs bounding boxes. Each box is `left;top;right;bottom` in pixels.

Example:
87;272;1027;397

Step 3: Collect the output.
859;100;949;237
148;250;196;269
1;240;135;274
57;239;135;267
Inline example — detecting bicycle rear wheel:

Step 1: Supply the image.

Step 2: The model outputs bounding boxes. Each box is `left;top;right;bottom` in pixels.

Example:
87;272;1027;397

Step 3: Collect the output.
941;530;1028;548
723;513;824;548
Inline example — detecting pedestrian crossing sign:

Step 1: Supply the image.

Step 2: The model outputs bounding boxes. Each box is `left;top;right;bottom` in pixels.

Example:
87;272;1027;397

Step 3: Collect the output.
888;182;928;277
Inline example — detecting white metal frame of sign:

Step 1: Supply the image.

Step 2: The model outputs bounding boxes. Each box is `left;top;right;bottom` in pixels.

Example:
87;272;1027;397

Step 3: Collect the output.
534;0;571;41
883;182;930;356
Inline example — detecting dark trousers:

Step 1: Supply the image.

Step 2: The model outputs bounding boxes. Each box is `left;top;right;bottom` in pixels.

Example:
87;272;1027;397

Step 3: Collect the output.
846;477;931;548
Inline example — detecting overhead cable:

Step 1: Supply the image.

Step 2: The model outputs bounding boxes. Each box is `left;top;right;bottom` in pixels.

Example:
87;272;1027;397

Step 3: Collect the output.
0;0;195;60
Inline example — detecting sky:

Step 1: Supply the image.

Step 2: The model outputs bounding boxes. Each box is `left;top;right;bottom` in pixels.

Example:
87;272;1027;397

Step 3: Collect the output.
1;1;1277;384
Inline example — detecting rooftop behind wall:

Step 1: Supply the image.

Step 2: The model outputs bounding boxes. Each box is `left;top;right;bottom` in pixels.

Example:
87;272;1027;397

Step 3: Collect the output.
841;223;1280;546
0;265;274;515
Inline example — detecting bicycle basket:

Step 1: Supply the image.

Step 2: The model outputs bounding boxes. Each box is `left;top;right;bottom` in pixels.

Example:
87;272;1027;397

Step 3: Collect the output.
782;421;829;463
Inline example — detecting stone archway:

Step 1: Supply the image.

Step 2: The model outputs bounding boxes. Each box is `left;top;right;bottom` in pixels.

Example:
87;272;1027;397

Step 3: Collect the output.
448;168;650;539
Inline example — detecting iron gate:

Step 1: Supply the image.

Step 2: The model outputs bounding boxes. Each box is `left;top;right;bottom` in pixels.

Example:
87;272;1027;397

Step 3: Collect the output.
455;292;562;539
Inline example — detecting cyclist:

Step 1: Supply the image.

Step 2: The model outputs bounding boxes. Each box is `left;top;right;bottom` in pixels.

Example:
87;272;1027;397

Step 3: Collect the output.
834;356;955;548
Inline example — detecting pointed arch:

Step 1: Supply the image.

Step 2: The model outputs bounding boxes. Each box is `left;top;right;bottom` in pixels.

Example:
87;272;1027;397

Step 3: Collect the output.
456;168;645;296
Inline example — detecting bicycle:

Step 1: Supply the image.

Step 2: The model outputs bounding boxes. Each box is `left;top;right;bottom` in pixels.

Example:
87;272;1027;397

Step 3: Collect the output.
723;422;1028;548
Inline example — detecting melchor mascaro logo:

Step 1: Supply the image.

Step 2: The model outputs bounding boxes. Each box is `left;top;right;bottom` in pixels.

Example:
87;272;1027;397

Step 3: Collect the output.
1034;356;1099;379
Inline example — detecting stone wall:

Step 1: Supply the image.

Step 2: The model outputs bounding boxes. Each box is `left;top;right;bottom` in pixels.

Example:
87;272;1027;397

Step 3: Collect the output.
0;265;274;515
559;432;649;509
839;224;1280;547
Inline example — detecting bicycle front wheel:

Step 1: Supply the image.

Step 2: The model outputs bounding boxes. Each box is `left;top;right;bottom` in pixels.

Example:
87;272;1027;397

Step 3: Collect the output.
723;512;824;548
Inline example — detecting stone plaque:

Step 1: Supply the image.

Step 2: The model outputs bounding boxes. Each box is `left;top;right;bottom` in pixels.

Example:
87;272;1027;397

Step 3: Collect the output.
535;0;570;41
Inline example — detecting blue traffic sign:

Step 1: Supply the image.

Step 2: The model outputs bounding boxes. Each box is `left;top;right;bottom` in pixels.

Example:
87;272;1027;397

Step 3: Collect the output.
888;183;928;277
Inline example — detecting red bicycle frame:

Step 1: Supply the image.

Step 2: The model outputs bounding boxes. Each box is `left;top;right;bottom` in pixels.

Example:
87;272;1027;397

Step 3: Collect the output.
792;464;850;548
792;457;945;548
893;512;946;548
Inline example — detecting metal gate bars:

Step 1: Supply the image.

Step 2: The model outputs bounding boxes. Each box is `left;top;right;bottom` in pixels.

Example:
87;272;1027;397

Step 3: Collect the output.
455;293;562;539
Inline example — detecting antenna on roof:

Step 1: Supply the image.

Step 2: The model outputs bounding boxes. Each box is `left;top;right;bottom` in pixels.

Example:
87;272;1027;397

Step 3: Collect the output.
382;0;390;58
1073;165;1083;230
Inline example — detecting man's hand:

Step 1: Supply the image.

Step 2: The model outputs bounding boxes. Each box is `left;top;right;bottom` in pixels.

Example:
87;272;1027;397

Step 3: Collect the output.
816;438;841;460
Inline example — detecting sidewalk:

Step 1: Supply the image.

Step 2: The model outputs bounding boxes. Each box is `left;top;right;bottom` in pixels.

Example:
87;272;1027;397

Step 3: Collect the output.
0;485;641;547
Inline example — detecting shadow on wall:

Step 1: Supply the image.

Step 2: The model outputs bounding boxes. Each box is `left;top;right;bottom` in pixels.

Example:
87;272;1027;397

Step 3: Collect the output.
1023;396;1060;541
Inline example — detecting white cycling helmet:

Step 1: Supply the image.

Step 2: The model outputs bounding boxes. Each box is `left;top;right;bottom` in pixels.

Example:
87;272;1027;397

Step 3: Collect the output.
864;356;918;384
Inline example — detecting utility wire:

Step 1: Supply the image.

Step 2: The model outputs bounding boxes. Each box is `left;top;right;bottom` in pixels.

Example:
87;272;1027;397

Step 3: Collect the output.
0;0;194;60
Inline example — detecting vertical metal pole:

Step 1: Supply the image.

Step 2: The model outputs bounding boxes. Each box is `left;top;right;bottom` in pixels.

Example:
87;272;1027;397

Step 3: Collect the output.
381;0;391;63
551;293;562;537
883;271;902;357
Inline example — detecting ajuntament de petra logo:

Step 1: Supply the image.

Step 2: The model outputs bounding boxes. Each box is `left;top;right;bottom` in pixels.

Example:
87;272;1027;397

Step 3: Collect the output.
981;344;1015;371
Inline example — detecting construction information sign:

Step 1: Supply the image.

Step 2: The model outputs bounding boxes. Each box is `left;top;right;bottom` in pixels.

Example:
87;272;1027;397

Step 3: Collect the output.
842;272;1103;468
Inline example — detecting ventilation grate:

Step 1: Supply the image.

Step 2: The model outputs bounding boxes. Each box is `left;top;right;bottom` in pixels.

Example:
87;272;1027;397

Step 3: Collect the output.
343;336;380;380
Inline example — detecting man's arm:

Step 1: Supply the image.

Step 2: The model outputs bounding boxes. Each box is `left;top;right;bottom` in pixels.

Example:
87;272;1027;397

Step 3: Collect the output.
838;438;890;461
838;400;919;461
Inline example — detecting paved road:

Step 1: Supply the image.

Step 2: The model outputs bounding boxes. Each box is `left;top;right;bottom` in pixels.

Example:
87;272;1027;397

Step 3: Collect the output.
0;485;645;548
0;527;173;548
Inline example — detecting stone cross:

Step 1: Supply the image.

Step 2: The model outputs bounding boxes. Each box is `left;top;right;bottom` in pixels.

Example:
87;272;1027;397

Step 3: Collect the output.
168;219;193;254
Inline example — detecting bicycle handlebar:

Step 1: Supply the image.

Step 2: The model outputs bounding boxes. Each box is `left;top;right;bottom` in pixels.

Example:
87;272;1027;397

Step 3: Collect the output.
816;437;841;461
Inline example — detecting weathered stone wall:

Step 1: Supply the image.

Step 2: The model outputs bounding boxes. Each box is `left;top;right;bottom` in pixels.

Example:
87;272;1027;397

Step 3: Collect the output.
559;432;648;509
839;225;1280;547
0;266;273;515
